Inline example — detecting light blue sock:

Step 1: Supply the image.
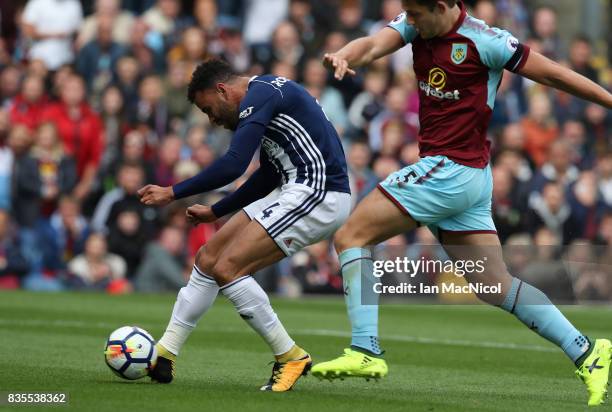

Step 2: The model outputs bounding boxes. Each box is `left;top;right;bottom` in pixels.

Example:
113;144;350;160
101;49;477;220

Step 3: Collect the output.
339;247;382;356
501;277;590;365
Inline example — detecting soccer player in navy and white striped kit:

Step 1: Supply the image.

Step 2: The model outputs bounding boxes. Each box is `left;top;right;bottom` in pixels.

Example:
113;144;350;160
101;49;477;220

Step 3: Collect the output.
138;59;351;391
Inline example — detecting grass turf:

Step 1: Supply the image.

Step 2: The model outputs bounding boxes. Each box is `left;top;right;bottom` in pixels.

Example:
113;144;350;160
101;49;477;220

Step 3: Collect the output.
0;290;610;411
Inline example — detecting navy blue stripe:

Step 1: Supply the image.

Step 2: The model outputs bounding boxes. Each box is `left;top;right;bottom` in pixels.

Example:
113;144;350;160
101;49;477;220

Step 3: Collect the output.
268;154;289;184
193;265;215;281
269;191;325;237
219;275;252;291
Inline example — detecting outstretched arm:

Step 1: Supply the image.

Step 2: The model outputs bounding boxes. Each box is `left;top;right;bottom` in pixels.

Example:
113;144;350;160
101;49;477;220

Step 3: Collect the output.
323;28;405;80
186;163;280;225
138;123;266;206
518;51;612;109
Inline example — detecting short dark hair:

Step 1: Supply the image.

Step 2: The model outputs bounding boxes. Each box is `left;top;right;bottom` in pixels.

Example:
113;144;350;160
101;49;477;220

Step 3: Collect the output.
413;0;457;11
187;59;237;103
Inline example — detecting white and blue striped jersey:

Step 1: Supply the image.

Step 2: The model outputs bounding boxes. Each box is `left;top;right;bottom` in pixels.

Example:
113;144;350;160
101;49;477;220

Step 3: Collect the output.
239;75;350;194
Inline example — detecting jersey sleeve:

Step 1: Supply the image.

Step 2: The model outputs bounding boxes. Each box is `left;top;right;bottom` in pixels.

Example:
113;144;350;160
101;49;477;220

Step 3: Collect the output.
236;81;284;129
477;27;530;72
386;12;418;44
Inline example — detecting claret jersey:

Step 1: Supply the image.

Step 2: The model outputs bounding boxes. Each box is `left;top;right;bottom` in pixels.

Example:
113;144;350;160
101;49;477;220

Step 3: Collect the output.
388;1;530;168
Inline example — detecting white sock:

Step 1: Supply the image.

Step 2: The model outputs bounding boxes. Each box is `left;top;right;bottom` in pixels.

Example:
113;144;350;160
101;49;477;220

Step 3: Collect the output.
158;266;219;355
221;276;294;355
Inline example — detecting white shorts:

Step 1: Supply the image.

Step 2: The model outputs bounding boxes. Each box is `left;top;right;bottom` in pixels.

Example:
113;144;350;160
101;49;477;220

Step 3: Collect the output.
243;184;351;256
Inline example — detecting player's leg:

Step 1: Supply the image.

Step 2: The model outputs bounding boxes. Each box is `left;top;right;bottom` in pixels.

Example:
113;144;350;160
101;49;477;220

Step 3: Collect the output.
442;231;611;406
149;210;251;383
209;189;351;391
312;187;419;380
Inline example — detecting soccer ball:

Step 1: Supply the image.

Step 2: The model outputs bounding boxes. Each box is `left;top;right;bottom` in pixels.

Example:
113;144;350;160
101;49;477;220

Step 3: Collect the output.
104;326;157;380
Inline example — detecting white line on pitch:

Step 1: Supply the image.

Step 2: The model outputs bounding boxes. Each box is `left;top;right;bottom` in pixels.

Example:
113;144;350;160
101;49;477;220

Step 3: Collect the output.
0;318;557;353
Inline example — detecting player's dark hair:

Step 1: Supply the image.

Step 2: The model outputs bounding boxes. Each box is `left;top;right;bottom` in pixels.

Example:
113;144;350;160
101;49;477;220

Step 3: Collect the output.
413;0;457;11
187;59;237;103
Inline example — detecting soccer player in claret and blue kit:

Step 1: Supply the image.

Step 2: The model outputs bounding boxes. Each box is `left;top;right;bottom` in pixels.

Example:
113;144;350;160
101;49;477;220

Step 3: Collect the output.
138;59;352;391
312;0;612;406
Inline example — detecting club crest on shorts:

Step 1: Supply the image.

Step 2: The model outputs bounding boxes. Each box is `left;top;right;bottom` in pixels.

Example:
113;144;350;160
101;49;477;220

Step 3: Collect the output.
451;43;468;64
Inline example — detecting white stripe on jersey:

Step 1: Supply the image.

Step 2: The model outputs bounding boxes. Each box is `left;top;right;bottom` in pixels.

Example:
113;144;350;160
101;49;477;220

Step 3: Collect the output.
277;114;327;191
270;117;323;191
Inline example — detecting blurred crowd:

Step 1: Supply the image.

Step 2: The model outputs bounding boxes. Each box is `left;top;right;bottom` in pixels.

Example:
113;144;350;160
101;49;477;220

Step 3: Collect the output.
0;0;610;302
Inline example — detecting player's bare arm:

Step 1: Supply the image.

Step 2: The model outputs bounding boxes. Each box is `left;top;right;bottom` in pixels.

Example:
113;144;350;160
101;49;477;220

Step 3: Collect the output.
323;28;404;80
519;51;612;109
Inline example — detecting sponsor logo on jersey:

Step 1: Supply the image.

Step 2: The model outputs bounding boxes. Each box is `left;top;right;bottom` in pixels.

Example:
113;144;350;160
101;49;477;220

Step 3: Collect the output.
262;137;283;158
451;43;468;64
239;106;254;119
390;12;406;24
506;36;519;53
418;68;461;101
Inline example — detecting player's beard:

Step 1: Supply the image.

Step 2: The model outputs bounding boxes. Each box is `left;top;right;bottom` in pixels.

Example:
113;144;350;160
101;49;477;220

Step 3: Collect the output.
220;102;240;130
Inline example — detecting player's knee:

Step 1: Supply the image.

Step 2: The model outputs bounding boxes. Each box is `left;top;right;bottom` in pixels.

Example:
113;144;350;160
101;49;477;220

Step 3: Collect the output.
209;257;240;285
195;246;217;274
333;224;364;253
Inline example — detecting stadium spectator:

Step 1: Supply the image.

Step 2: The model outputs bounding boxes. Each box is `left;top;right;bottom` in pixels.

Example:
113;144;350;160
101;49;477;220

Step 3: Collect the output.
302;57;348;134
133;225;187;292
472;0;497;26
164;60;192;123
41;74;104;205
531;6;563;60
568;34;599;83
91;162;155;235
76;14;128;93
347;140;378;203
522;93;559;168
8;121;41;281
136;75;169;139
0;210;29;289
595;153;612;208
106;207;149;278
168;27;210;75
337;0;368;42
67;232;127;290
30;122;78;218
530;139;580;194
21;0;83;70
520;227;575;303
347;69;388;136
114;56;141;115
290;239;342;294
98;86;129;179
255;21;305;74
526;182;581;244
0;65;21;107
242;0;289;47
218;27;251;75
76;0;135;49
127;19;165;74
368;86;418;153
492;166;525;243
28;195;88;290
8;75;48;131
154;135;182;187
0;110;11;211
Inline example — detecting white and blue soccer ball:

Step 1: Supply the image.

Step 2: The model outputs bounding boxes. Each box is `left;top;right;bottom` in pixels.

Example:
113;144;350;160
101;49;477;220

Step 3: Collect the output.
104;326;157;380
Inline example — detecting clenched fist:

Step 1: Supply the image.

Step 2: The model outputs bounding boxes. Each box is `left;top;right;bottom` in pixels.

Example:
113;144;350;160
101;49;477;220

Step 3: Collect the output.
186;204;218;225
137;185;175;206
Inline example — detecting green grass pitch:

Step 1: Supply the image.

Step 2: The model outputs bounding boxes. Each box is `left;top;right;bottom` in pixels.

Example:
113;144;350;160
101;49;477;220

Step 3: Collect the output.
0;291;610;411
